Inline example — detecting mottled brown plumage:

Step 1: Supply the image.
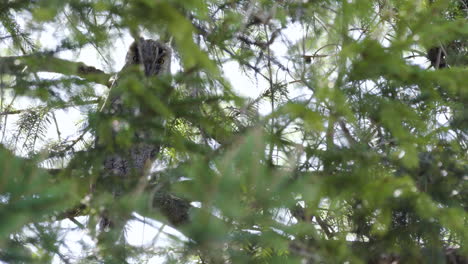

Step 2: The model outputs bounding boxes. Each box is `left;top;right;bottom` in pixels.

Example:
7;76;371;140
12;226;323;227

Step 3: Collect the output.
97;38;172;232
100;38;172;178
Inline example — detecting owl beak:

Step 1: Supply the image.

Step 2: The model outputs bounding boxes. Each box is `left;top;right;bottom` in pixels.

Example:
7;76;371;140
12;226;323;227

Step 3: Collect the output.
144;63;153;76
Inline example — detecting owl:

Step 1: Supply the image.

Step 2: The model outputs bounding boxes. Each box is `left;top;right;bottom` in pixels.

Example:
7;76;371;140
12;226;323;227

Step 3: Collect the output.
96;38;172;230
99;38;172;178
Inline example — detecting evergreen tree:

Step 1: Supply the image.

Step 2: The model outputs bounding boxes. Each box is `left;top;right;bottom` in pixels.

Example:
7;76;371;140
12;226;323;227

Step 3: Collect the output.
0;0;466;263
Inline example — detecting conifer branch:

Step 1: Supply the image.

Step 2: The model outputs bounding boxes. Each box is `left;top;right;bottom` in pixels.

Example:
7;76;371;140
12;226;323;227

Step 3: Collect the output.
0;55;112;86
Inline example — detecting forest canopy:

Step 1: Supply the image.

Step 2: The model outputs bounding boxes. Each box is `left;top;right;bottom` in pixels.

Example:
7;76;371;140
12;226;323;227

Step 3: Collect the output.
0;0;467;263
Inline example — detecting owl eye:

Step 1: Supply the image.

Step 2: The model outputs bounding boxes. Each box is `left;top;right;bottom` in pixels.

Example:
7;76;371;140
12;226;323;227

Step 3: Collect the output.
157;58;164;64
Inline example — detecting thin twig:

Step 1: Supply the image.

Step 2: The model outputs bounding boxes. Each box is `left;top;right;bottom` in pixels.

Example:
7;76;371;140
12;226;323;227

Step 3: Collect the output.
0;100;99;116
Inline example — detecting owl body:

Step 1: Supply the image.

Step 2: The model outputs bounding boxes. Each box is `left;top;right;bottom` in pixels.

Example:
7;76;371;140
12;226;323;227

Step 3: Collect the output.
99;38;172;180
96;38;172;235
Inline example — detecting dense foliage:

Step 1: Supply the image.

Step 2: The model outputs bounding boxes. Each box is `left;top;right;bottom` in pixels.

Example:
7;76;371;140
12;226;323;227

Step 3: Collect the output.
0;0;467;263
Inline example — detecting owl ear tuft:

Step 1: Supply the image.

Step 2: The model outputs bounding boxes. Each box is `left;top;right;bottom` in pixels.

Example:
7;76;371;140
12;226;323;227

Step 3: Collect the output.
166;36;173;46
129;42;138;56
130;39;139;50
131;37;144;47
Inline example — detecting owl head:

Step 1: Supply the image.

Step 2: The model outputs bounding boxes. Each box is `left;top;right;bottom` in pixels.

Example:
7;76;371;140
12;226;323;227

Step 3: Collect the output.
125;37;172;76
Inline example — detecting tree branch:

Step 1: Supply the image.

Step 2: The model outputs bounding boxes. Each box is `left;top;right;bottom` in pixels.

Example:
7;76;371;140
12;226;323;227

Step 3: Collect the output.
0;55;112;86
0;100;99;116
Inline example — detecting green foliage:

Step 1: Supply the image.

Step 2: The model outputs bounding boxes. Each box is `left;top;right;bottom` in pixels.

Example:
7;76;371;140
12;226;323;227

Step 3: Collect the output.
0;146;79;263
0;0;467;263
